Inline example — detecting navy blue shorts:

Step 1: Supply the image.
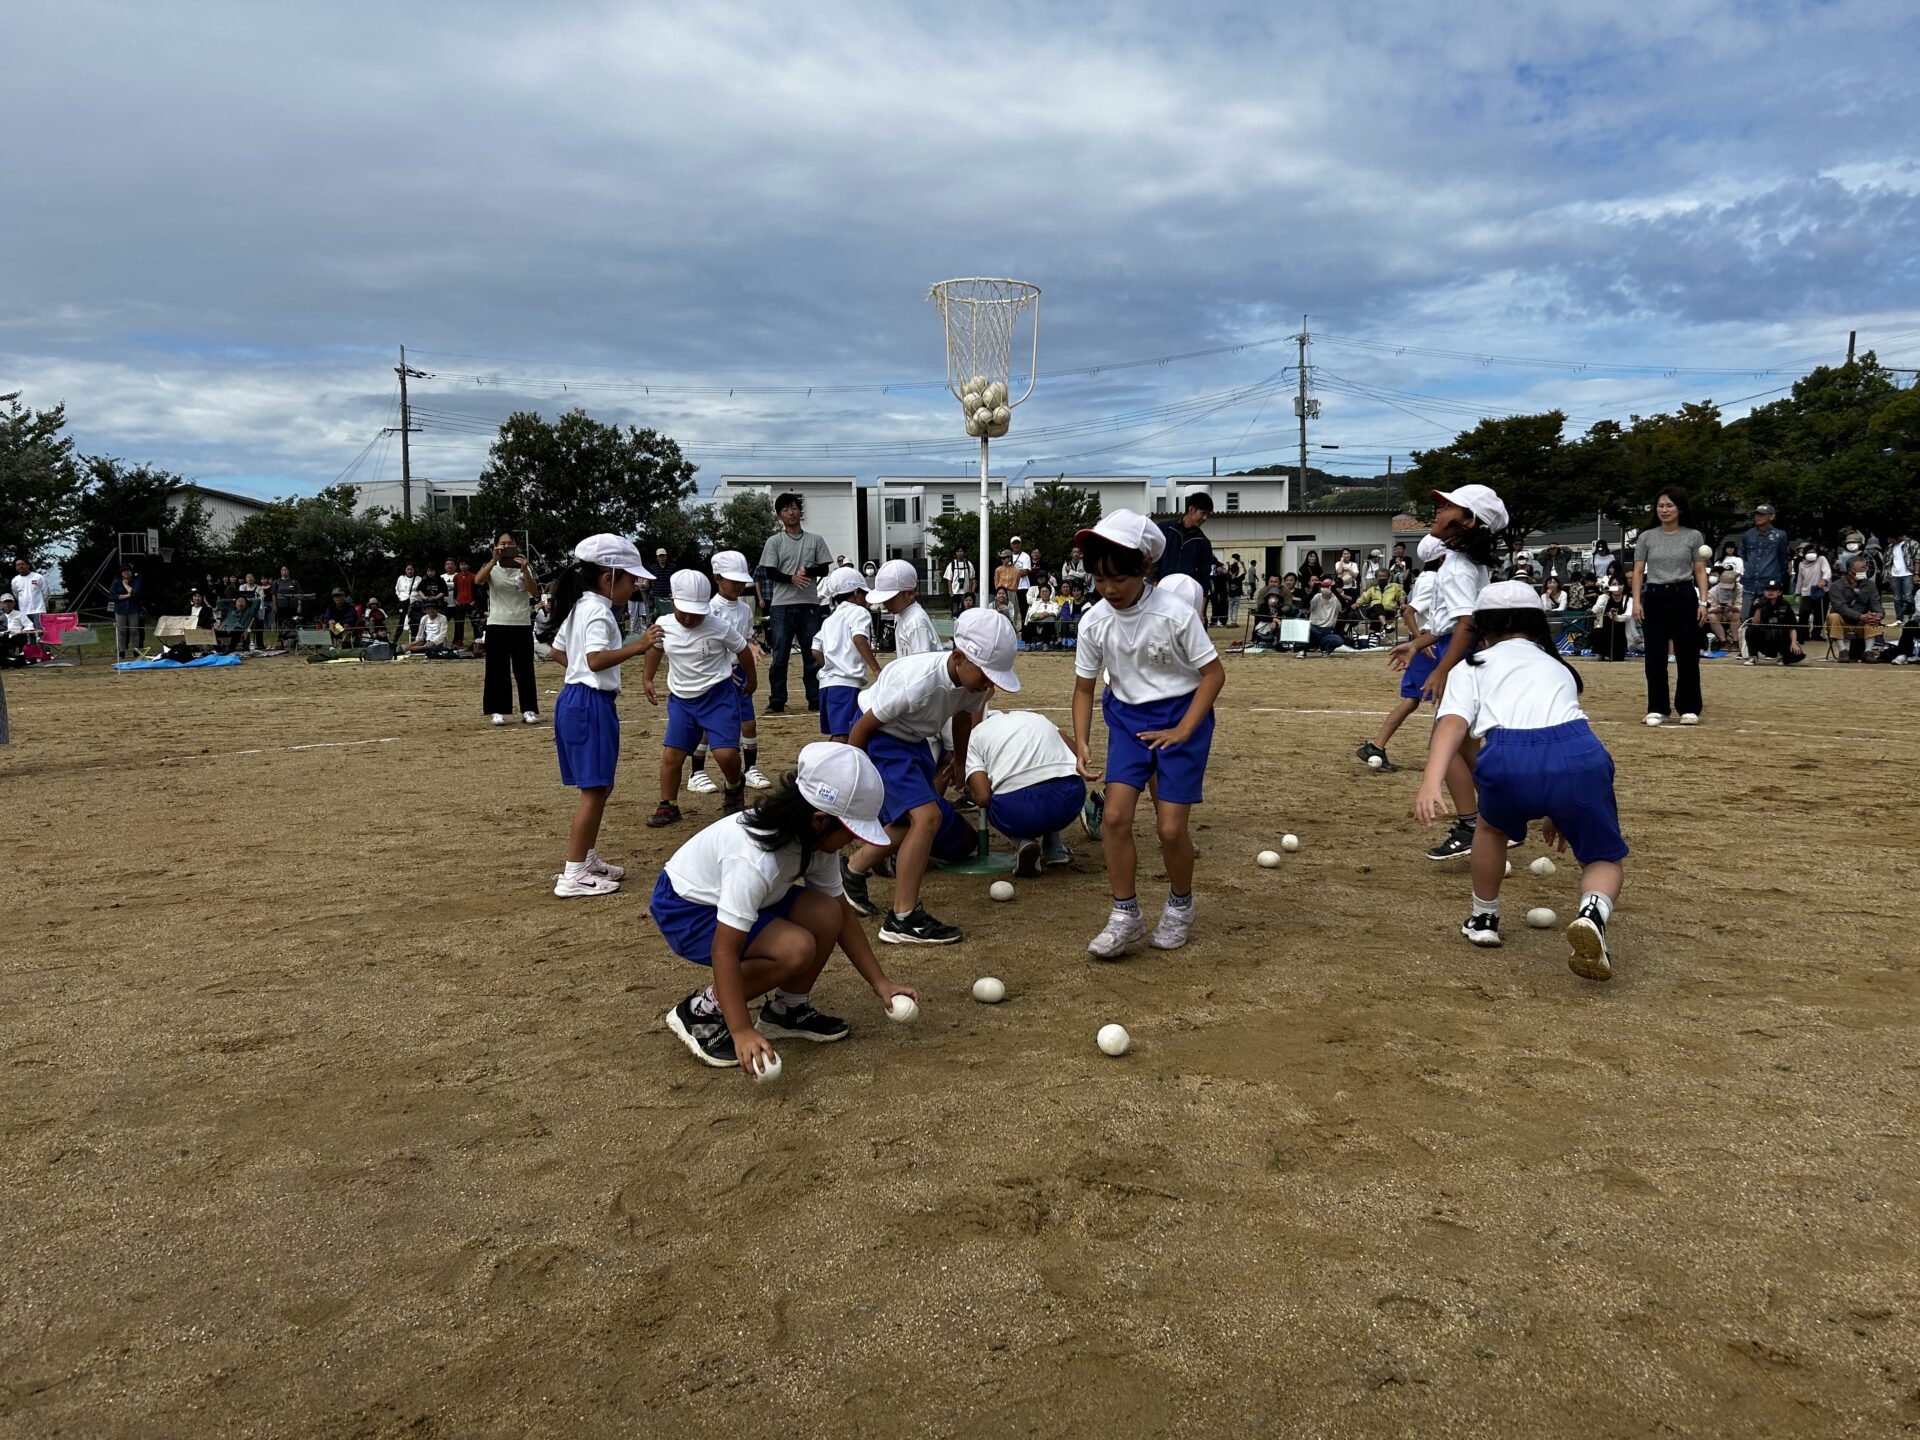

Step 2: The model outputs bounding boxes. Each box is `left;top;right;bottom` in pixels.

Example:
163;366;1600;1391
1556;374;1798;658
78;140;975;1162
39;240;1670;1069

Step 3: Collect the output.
1475;719;1628;864
733;666;756;727
1399;632;1450;702
553;684;619;790
649;872;800;964
819;683;862;736
987;775;1087;840
664;678;741;753
868;730;939;827
932;797;977;862
1102;690;1213;805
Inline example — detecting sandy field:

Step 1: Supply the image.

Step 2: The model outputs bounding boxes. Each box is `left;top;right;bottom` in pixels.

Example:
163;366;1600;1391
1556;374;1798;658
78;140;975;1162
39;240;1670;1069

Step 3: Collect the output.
3;645;1917;1439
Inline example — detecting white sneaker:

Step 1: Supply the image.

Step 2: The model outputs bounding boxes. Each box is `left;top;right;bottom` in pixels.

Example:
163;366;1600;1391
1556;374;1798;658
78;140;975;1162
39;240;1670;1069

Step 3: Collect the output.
553;870;621;898
491;713;507;727
1743;658;1757;666
1644;713;1664;727
1087;909;1147;959
522;710;539;725
744;766;772;790
1679;713;1699;726
1149;901;1195;950
687;771;720;794
584;852;626;881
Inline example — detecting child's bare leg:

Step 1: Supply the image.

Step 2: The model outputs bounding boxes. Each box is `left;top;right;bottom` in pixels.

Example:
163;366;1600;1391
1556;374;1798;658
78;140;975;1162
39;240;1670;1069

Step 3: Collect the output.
568;787;610;863
1578;859;1622;902
1154;799;1194;894
848;825;902;875
1445;734;1479;816
1371;696;1419;750
890;804;941;912
659;746;687;802
1469;819;1507;900
713;746;743;787
1102;783;1143;900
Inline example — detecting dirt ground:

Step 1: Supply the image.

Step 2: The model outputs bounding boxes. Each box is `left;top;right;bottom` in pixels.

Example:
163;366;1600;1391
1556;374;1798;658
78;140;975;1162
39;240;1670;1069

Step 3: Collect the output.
3;646;1916;1439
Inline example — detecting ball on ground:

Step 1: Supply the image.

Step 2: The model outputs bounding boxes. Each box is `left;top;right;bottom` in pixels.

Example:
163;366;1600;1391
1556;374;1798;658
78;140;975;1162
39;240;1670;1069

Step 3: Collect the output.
1526;907;1558;929
1257;849;1281;868
1367;754;1384;769
1097;1023;1131;1057
972;976;1006;1003
886;994;919;1023
751;1050;783;1083
1530;856;1557;876
989;879;1015;902
1281;834;1300;852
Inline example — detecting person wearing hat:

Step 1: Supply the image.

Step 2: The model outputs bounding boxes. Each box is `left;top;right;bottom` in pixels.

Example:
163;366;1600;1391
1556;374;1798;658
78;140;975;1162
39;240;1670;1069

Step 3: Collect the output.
1414;579;1626;981
839;608;1021;945
1736;504;1792;620
656;742;922;1074
476;531;543;724
869;558;940;657
1070;509;1225;958
323;587;362;647
812;567;880;741
964;709;1086;876
643;570;757;826
545;535;660;898
1357;534;1448;772
1745;577;1806;665
687;550;772;798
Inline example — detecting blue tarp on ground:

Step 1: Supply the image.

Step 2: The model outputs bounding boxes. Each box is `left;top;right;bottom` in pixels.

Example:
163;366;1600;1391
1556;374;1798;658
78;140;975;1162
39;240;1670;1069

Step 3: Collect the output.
113;654;246;671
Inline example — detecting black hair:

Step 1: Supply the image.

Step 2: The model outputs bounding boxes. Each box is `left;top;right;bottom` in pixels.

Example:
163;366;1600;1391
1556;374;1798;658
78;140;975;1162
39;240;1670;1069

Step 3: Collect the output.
1468;607;1583;693
743;772;835;870
540;559;609;642
1421;554;1445;573
1184;491;1214;516
774;491;803;513
1081;532;1147;579
1653;486;1690;523
1446;524;1497;567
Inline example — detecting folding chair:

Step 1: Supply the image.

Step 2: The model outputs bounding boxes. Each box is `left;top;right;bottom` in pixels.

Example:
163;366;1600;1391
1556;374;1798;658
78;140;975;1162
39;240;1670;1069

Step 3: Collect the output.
295;626;336;656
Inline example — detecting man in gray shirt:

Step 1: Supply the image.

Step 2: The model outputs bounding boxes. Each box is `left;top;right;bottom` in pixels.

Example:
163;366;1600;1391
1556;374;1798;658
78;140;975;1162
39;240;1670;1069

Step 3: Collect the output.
755;492;834;712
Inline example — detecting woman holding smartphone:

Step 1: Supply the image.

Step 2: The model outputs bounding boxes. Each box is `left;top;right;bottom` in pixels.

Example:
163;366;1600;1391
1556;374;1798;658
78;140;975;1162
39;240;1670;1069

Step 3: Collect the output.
476;532;542;726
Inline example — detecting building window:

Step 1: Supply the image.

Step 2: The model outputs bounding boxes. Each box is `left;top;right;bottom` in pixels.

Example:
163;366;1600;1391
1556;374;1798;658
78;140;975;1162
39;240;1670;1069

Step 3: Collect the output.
1226;492;1239;512
884;497;908;524
941;493;957;514
430;493;470;518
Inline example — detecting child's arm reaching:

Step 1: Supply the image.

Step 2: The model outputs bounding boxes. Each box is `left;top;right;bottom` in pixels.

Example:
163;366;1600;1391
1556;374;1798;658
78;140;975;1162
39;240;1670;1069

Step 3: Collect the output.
641;645;662;705
853;632;881;677
1422;617;1476;702
707;925;778;1082
1414;715;1471;825
587;625;661;672
1138;657;1225;751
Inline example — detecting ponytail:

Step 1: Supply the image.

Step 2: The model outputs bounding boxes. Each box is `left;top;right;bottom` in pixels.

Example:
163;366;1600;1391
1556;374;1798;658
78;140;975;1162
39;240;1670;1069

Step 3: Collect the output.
540;560;608;643
1467;607;1584;693
743;771;829;871
1447;524;1497;568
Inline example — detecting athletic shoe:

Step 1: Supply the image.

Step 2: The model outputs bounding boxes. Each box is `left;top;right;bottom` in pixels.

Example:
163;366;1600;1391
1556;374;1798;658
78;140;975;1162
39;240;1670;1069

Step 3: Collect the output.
1087;909;1147;959
583;852;625;881
1507;831;1524;848
757;1000;850;1043
766;702;786;714
490;713;507;727
1679;713;1699;726
1743;658;1757;666
1354;742;1399;773
553;869;621;898
1081;789;1105;841
1149;902;1195;950
1041;832;1073;867
1460;912;1502;947
878;905;963;945
646;802;682;828
1425;822;1474;862
722;785;747;815
840;856;879;916
1644;713;1664;727
744;766;772;789
687;770;719;794
1015;839;1043;878
1567;904;1613;981
522;711;539;725
666;995;738;1068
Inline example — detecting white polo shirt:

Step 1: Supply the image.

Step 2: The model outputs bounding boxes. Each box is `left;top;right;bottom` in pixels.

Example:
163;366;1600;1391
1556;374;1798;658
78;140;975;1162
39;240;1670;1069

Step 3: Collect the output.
857;651;986;741
816;600;874;688
709;593;755;653
1073;583;1218;705
662;812;844;932
1432;549;1490;629
964;710;1078;793
555;592;624;691
891;600;941;657
1437;638;1586;739
658;611;739;699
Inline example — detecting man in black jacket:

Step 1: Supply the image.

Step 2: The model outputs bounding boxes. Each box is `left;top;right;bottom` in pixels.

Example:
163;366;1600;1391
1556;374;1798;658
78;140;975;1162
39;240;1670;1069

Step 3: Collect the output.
1744;579;1805;665
1155;492;1215;586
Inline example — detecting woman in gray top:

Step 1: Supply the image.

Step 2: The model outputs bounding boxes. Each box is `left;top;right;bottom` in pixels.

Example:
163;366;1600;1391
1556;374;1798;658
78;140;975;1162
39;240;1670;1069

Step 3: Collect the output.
475;532;542;724
1629;488;1710;725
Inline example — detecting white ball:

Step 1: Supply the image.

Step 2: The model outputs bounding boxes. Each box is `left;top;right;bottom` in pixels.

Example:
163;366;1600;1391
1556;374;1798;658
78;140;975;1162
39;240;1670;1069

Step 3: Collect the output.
1530;856;1557;876
961;392;982;414
974;406;994;426
1697;544;1713;560
972;976;1006;1003
1367;754;1384;769
991;404;1010;424
989;879;1015;902
750;1049;783;1083
965;414;984;437
886;993;919;1023
1280;834;1300;852
1256;849;1281;868
985;380;1008;406
967;373;988;395
1526;907;1558;929
1096;1023;1131;1057
988;418;1010;438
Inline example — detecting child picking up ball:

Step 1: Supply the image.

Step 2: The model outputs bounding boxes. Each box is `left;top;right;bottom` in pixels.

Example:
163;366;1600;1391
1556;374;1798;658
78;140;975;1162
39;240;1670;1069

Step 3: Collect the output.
1357;533;1447;773
964;710;1086;876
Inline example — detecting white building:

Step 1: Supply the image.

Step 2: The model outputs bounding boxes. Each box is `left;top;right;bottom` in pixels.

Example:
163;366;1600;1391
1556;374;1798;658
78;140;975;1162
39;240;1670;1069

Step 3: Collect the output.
714;476;862;569
349;477;482;522
174;483;269;541
1164;474;1289;516
868;474;1011;570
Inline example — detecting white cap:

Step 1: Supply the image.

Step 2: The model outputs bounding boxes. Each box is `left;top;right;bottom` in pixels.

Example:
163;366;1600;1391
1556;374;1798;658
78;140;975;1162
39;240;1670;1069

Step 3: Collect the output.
573;533;653;580
1157;573;1206;617
669;570;713;609
952;608;1021;691
823;566;867;599
794;742;892;846
1074;508;1166;564
1476;579;1545;611
866;558;919;603
710;549;753;584
1416;534;1446;563
1433;483;1510;531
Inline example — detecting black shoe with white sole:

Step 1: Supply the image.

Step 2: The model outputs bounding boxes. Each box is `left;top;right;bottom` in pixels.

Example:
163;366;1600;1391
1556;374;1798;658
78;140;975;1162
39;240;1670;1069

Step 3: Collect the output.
1426;821;1475;861
1354;741;1399;773
757;1001;850;1043
666;995;738;1067
840;856;879;917
878;904;963;945
1460;911;1503;947
1566;903;1614;981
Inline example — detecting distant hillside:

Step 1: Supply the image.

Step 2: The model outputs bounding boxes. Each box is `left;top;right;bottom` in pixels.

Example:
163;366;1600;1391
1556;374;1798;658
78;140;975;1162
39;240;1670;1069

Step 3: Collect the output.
1235;464;1402;511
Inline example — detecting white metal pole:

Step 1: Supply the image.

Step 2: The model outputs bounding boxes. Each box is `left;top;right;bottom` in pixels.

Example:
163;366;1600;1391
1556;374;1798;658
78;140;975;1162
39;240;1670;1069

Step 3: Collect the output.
978;436;991;609
878;479;888;567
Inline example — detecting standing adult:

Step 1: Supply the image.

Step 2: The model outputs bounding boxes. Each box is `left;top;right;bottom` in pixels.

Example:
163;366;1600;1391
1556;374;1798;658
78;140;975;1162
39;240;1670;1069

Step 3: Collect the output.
11;558;49;617
1155;492;1216;585
1736;503;1792;621
991;550;1021;619
1630;488;1710;726
476;532;541;725
1225;553;1247;625
1009;535;1031;626
1886;530;1917;623
755;491;833;713
395;562;424;640
1539;542;1572;586
1794;543;1831;636
449;559;477;647
942;548;976;617
110;565;144;658
272;566;302;646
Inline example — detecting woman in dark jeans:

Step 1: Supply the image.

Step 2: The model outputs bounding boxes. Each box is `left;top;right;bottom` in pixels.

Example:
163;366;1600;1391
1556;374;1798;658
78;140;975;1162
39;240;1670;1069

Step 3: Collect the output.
1629;487;1710;725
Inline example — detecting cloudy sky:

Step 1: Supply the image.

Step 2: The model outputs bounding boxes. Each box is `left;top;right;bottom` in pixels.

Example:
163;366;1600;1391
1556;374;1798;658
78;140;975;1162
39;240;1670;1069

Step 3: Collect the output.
5;0;1917;500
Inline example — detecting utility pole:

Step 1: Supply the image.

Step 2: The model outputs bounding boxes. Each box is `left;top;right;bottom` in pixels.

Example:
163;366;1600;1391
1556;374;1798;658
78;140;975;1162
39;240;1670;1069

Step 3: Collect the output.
1847;330;1857;365
1296;316;1309;500
393;345;429;520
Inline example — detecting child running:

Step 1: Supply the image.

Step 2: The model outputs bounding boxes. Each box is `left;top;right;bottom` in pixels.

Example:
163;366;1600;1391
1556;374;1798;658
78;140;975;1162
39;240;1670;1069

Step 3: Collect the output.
1358;533;1447;773
547;534;662;898
814;567;881;740
1415;580;1625;980
643;570;756;827
1071;510;1225;957
868;558;941;656
965;709;1085;877
658;742;922;1075
840;608;1019;944
687;550;772;797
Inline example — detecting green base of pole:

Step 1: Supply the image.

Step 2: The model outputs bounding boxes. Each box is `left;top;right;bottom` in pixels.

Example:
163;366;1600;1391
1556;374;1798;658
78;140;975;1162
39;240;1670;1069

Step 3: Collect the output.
931;823;1015;875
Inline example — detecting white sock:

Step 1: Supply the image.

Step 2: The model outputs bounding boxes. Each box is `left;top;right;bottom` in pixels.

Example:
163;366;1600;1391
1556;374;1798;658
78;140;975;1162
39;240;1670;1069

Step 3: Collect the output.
772;987;810;1010
1471;893;1500;918
1581;891;1614;925
563;859;586;877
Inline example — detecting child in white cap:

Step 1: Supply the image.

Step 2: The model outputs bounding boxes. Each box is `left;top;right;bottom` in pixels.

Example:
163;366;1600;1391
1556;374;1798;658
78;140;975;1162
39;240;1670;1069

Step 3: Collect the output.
642;570;757;827
1357;533;1448;773
658;742;922;1074
687;550;771;797
867;558;941;656
812;567;880;740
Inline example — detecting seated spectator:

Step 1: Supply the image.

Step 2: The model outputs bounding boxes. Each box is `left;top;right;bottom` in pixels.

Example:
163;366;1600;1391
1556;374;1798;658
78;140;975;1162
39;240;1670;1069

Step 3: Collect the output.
1745;579;1805;665
1249;595;1284;650
407;599;456;657
324;588;362;645
1542;576;1569;611
990;586;1017;625
1;595;39;666
1704;570;1744;652
1305;579;1346;654
364;598;390;644
216;593;258;654
1591;580;1630;661
1355;569;1405;638
1826;559;1883;662
186;589;219;631
1022;583;1061;648
1057;583;1083;644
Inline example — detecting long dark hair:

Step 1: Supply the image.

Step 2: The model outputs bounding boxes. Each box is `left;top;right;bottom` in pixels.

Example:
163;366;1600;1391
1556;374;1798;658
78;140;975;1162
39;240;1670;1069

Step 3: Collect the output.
540;559;609;642
743;772;832;871
1469;607;1583;693
1447;524;1497;567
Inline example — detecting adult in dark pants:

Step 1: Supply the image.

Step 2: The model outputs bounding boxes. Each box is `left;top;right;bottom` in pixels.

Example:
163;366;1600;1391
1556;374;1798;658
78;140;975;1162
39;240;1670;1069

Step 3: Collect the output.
1629;488;1709;726
1745;579;1806;665
110;565;143;658
1736;503;1792;622
1827;559;1883;663
476;532;541;725
755;492;833;712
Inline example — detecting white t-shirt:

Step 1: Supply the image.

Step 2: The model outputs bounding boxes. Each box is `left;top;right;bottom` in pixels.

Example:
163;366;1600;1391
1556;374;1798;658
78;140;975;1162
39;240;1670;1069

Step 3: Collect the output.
892;600;940;656
1073;583;1219;705
11;571;49;615
4;608;34;634
1407;570;1440;635
662;812;844;933
709;593;755;652
1014;552;1032;590
395;573;421;605
857;651;987;740
418;611;449;647
815;601;874;688
556;592;624;692
1437;638;1586;739
965;710;1078;793
658;611;739;698
1432;549;1490;628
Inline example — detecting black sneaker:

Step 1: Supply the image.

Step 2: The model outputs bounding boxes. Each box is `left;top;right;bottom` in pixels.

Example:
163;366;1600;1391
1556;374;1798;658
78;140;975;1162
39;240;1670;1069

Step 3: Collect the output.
766;702;786;714
1426;821;1474;861
878;904;963;945
665;995;738;1067
722;783;746;815
1354;741;1399;773
647;802;682;828
1015;838;1043;877
757;1000;850;1043
841;855;879;916
1567;903;1613;982
1081;789;1105;841
1460;911;1503;947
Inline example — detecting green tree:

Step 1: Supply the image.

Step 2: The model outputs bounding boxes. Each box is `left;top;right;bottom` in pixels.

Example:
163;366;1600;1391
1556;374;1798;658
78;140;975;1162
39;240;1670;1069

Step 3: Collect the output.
0;391;84;563
1739;357;1913;542
225;484;389;604
1403;411;1595;554
67;457;212;612
705;490;778;558
926;483;1099;578
470;409;698;561
382;511;475;573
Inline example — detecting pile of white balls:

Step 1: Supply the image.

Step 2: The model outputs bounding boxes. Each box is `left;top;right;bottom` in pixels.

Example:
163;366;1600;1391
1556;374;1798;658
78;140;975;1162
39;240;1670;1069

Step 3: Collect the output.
959;375;1012;438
